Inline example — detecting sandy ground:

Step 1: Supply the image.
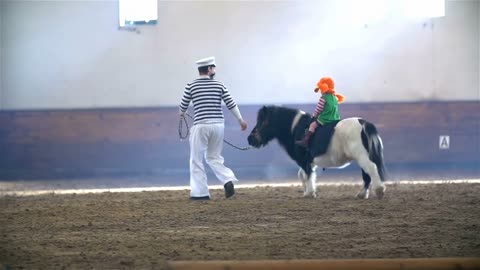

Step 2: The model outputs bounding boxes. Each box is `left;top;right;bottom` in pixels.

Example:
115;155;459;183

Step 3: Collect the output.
1;183;480;269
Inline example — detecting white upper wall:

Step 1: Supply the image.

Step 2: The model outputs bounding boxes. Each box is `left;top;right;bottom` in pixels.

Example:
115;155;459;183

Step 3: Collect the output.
1;0;479;109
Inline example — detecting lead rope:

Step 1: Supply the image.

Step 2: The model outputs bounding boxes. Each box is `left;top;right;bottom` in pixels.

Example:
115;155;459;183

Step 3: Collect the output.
178;115;189;140
178;112;252;150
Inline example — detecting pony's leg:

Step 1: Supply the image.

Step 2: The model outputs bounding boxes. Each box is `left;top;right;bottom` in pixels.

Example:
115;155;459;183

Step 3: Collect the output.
357;157;386;199
297;168;307;194
356;169;371;199
303;169;317;198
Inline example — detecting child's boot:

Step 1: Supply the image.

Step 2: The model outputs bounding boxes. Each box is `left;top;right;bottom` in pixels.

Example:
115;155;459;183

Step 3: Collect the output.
295;130;314;148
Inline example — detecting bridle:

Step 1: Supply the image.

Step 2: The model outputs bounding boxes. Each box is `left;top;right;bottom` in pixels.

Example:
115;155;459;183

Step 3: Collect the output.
179;112;252;151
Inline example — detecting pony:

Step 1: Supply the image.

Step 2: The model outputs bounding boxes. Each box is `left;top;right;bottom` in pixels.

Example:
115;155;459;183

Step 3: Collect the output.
247;105;386;199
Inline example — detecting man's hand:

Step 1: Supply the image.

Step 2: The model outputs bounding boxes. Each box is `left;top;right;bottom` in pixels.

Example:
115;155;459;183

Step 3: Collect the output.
240;120;247;131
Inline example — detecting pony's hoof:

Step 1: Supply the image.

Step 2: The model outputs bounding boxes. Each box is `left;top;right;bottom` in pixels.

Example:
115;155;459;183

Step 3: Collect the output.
356;189;369;199
375;185;386;199
303;192;317;198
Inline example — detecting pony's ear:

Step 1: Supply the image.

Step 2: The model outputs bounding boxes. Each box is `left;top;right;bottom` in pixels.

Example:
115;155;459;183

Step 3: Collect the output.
259;106;268;115
258;106;269;121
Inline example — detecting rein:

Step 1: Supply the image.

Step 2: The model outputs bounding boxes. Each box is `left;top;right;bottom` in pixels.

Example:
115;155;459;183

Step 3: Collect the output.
179;112;252;151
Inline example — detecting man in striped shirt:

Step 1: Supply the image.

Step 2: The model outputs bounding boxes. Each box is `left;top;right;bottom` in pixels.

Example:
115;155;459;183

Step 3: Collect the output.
179;56;248;201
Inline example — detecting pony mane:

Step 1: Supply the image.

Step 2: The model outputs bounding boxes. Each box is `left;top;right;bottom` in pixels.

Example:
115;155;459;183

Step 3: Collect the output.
265;106;310;132
264;105;312;161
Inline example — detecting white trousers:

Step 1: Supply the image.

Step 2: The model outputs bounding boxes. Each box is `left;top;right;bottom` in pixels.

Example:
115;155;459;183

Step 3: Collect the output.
189;123;238;197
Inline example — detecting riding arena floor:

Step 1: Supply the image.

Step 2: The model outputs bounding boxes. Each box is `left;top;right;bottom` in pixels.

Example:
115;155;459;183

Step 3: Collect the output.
1;180;479;269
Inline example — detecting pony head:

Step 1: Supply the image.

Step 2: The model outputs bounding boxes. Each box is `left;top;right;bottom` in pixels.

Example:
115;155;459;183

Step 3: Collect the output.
247;106;277;148
314;77;345;104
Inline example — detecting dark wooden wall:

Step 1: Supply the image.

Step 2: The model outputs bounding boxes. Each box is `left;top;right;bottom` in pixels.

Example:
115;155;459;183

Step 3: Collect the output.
0;101;478;180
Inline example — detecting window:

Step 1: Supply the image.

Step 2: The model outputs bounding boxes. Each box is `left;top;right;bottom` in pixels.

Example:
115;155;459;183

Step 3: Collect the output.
404;0;445;18
348;0;445;25
119;0;158;27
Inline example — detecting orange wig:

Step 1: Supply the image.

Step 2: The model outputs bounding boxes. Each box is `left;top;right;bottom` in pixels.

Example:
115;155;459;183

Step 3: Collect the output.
314;77;345;104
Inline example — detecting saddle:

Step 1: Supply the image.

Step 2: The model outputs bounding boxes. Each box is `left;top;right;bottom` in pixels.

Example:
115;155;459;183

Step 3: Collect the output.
308;120;340;157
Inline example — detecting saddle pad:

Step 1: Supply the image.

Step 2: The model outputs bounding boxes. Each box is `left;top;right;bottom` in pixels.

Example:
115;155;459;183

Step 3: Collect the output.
309;120;340;157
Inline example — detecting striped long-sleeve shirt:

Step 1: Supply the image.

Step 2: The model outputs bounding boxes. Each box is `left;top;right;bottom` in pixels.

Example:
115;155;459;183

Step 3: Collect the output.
312;97;326;118
180;77;237;125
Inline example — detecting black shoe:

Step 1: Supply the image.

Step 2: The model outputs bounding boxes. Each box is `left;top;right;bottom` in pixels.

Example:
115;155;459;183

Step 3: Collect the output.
190;196;210;201
224;181;235;198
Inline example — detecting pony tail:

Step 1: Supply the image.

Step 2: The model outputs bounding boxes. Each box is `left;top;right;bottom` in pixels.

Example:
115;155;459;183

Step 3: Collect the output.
335;93;345;104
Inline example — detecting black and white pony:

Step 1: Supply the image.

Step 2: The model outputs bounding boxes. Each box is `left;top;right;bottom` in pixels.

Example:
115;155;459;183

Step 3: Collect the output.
247;105;386;199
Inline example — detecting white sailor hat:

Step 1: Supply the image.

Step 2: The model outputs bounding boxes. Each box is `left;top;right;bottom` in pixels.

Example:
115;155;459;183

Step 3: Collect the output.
195;56;216;68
